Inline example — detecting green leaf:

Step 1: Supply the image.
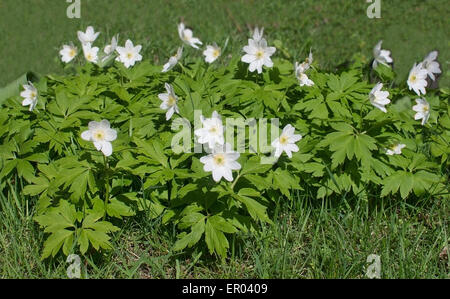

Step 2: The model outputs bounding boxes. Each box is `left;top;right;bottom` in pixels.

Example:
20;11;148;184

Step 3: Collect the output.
134;137;169;168
240;156;273;176
173;217;205;251
106;198;135;219
24;153;49;163
399;172;414;199
309;102;329;119
0;159;18;180
273;168;300;197
244;174;272;190
237;188;260;198
208;215;237;233
34;201;77;233
23;177;49;196
41;229;74;259
381;171;403;198
79;214;119;254
205;218;229;258
301;162;325;177
84;229;113;251
354;133;377;166
374;63;395;81
233;194;272;224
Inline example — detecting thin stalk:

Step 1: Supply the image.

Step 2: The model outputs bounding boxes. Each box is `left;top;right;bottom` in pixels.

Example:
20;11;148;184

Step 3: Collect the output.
103;155;110;219
231;172;242;191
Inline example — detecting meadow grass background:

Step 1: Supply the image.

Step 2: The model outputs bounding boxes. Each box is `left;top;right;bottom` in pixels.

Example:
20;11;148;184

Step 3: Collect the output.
0;0;449;278
0;0;449;86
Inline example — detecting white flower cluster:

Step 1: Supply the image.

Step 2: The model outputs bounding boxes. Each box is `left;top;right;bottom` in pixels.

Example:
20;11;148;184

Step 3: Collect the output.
59;26;142;68
367;42;442;156
407;51;441;96
157;23;299;183
241;27;277;74
194;111;241;182
191;111;302;182
295;51;315;87
369;42;441;127
162;22;222;73
371;41;441;97
19;23;444;175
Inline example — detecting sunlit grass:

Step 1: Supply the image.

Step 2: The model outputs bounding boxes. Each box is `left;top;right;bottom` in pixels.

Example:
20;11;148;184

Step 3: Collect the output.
0;0;448;86
1;175;448;278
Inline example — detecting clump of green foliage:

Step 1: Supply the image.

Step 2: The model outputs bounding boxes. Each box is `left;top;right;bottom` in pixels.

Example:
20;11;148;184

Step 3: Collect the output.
0;53;448;260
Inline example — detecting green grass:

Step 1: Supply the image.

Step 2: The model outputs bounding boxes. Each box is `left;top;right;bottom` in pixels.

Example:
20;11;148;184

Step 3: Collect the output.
1;175;448;278
0;0;449;278
0;0;449;86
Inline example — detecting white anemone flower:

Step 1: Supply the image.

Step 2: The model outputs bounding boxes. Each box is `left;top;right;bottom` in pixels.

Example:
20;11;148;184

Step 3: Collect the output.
294;61;314;87
421;51;441;81
386;144;406;156
407;63;428;96
77;26;100;45
241;38;276;74
412;98;431;126
178;22;202;49
59;44;78;63
82;43;99;63
372;40;393;69
297;72;314;87
299;50;314;72
115;39;142;68
203;43;221;63
271;124;302;158
369;82;390;113
194;111;225;150
162;47;183;72
200;143;241;182
81;120;117;157
158;83;180;121
20;82;38;111
104;35;119;55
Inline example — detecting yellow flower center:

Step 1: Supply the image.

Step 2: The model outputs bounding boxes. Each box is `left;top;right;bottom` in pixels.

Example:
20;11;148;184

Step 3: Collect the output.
209;126;218;134
410;75;417;82
213;154;225;166
69;49;76;57
279;135;289;145
86;54;93;61
31;92;37;98
422;105;429;112
127;52;133;59
167;95;176;106
213;49;220;58
256;50;264;59
94;130;105;141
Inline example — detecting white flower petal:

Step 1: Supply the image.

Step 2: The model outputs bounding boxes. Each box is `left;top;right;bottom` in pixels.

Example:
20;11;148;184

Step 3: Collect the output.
105;129;117;142
81;130;92;141
101;141;113;157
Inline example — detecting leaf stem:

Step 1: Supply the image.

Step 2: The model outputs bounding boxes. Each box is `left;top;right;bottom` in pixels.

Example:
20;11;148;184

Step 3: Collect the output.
103;155;110;219
231;172;242;191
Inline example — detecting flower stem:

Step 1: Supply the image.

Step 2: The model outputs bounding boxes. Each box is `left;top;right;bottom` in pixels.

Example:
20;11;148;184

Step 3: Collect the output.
103;155;110;219
231;172;242;191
